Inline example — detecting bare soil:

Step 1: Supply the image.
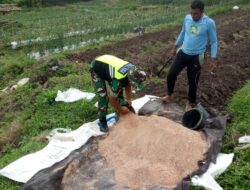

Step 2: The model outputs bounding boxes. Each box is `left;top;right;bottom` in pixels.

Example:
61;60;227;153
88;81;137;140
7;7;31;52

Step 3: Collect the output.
68;10;250;115
0;4;21;14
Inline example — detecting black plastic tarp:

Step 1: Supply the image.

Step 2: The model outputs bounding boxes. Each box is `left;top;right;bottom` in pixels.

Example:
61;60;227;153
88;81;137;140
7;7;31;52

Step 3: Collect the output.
22;100;227;190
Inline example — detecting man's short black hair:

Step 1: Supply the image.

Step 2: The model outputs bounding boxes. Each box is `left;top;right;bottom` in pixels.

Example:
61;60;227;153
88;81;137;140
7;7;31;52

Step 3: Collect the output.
191;0;205;10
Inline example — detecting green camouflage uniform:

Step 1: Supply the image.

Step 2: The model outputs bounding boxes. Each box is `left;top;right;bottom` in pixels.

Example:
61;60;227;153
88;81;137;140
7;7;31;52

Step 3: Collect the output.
89;54;145;127
90;71;128;121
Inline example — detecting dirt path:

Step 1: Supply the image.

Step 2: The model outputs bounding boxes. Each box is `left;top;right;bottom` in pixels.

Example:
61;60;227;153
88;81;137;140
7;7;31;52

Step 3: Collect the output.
69;10;250;114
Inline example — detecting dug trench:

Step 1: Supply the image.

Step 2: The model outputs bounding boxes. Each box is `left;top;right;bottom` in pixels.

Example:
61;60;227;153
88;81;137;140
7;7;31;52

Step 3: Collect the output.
69;9;250;115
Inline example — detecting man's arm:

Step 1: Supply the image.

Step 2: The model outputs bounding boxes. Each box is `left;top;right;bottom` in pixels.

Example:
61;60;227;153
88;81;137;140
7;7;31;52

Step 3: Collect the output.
208;19;218;72
110;79;129;115
208;19;218;59
172;17;186;56
124;81;132;106
109;96;129;114
175;23;185;46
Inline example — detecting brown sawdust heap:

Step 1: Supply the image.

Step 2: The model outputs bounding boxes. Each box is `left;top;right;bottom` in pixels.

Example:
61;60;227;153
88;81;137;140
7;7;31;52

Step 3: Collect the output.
98;114;209;189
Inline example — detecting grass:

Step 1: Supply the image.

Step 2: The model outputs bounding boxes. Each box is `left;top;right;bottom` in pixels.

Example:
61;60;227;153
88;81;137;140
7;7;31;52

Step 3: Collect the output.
1;0;248;55
222;81;250;152
0;52;34;89
0;77;98;190
217;81;250;189
0;0;250;189
191;81;250;190
0;0;188;51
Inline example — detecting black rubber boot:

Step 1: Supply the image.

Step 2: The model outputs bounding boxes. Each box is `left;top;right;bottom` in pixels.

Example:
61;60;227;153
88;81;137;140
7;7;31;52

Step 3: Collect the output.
98;118;108;132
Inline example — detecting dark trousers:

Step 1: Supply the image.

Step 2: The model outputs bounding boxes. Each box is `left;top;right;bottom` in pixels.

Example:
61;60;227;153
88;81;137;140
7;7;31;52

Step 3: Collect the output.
167;50;202;103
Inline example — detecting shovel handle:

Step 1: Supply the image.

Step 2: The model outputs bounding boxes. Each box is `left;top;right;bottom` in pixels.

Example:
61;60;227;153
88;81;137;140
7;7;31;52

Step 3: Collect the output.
157;57;173;77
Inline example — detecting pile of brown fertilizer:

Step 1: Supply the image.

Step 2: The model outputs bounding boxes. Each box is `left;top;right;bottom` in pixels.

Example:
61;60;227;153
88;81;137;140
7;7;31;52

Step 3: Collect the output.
98;114;209;189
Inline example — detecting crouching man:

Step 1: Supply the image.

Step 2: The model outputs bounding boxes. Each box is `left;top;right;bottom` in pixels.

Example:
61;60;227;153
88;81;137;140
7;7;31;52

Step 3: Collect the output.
90;55;146;132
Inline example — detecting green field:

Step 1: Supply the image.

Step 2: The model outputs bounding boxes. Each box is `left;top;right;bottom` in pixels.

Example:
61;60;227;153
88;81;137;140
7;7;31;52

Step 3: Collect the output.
0;0;250;189
0;0;249;57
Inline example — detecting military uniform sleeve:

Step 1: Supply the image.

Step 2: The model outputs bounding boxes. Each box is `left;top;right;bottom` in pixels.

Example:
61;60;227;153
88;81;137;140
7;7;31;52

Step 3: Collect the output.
110;79;123;98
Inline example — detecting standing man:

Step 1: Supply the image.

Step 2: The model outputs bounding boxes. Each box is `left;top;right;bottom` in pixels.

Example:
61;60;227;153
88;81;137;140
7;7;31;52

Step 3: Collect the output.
90;55;146;132
161;0;217;110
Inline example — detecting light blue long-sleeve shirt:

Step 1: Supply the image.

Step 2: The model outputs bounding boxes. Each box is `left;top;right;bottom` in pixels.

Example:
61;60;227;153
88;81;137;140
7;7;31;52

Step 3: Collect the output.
176;14;218;58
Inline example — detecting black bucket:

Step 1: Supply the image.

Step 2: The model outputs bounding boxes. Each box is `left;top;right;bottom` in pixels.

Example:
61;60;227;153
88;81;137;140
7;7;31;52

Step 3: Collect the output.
182;108;205;130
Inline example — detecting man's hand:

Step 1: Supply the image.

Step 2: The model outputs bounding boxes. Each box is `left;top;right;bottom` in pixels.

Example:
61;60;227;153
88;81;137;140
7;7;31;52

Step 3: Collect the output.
208;59;217;72
171;46;179;57
127;99;132;107
119;106;130;115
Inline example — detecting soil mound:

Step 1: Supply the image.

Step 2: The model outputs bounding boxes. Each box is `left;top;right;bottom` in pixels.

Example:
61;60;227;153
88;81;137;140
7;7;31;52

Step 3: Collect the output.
99;114;208;189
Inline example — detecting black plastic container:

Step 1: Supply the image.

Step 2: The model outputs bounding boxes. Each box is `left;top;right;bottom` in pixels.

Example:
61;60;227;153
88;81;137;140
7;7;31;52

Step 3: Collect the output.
182;108;205;130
